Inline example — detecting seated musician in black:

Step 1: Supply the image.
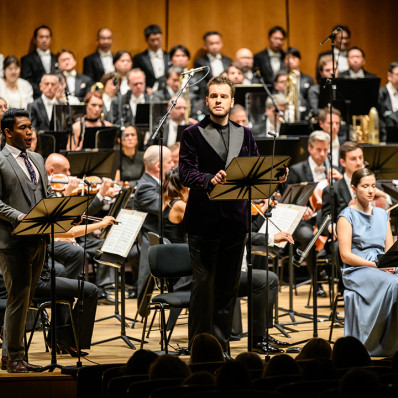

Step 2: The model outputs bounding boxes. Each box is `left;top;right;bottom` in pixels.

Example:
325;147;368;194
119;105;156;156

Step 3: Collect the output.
69;91;112;151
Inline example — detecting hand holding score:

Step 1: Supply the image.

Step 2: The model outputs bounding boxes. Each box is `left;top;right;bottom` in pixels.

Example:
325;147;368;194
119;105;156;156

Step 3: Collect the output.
211;170;227;186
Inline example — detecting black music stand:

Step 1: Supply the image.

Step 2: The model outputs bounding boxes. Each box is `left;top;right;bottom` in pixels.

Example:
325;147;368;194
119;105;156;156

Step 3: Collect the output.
280;182;318;206
13;196;94;372
360;144;398;180
210;155;290;352
377;240;398;268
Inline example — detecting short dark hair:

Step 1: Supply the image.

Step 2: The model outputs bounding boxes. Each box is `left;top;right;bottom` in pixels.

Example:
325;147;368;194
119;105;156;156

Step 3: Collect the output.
388;62;398;74
56;49;76;62
144;24;162;39
228;64;245;74
332;24;351;37
113;50;132;65
170;45;190;60
100;72;116;86
1;108;29;134
97;27;112;40
206;75;236;98
203;31;221;41
33;25;52;38
318;106;341;123
339;141;361;160
351;167;374;188
274;70;288;83
268;26;286;38
3;56;20;70
286;47;301;59
348;46;365;58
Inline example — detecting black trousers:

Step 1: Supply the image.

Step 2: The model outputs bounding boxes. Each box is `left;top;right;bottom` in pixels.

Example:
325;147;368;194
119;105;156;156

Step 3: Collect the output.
188;233;246;351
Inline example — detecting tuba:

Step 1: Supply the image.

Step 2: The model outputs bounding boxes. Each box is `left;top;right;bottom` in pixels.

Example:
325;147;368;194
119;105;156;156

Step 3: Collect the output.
350;107;379;143
285;69;300;123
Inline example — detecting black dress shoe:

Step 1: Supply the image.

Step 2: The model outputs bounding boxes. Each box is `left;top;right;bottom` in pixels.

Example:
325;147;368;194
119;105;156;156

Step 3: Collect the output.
265;335;290;346
253;341;284;354
58;345;88;358
317;286;327;298
223;352;233;361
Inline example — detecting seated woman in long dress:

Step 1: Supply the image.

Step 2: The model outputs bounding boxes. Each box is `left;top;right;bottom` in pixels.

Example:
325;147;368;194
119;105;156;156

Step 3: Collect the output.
337;167;398;356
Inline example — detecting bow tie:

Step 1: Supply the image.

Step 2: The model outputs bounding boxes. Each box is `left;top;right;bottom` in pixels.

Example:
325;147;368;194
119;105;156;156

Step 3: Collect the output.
208;53;222;62
151;50;163;59
268;49;281;58
63;70;77;78
314;165;326;173
37;48;50;56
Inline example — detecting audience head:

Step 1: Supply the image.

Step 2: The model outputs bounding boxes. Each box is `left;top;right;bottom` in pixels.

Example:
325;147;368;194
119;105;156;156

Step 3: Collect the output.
144;24;163;52
339;367;380;398
3;56;21;84
113;50;133;76
143;145;174;178
57;49;77;73
33;25;52;51
182;370;215;386
284;47;301;71
307;130;330;166
101;72;118;98
128;68;146;98
1;108;32;150
216;360;251;390
166;67;183;93
333;25;351;52
229;104;247;126
332;336;372;369
149;354;190;380
347;46;365;73
45;153;71;176
273;70;288;95
318;106;341;139
235;48;254;73
85;91;104;120
168;142;180;166
168;96;187;124
96;27;113;52
235;352;264;375
295;337;332;361
203;31;223;56
268;26;286;52
190;333;224;364
39;73;59;100
263;354;301;377
170;45;190;69
125;349;158;375
300;358;337;381
318;54;338;81
227;64;245;84
339;141;363;178
387;62;398;90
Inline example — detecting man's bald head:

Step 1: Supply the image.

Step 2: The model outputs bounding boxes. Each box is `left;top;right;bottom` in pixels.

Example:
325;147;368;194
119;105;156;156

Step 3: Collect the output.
45;153;71;176
144;145;174;178
235;48;254;72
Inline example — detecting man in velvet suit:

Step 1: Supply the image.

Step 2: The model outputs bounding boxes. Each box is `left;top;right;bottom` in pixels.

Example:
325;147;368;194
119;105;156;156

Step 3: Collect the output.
57;49;92;102
179;76;260;353
0;109;55;372
133;25;169;90
21;25;57;99
254;26;286;85
28;74;59;131
83;28;115;83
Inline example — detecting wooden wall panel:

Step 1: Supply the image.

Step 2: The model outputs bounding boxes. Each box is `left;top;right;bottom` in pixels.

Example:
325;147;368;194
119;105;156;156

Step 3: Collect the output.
0;0;397;85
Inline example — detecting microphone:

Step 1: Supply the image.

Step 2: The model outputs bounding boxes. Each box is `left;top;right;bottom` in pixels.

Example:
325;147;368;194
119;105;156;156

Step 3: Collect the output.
320;27;342;46
267;131;277;138
181;66;209;75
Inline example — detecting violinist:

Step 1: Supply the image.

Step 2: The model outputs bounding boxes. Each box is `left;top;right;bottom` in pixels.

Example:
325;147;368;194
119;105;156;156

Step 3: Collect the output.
283;130;342;297
69;91;112;151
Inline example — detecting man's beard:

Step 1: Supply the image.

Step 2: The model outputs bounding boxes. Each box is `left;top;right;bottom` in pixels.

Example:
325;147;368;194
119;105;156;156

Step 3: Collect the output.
209;107;231;120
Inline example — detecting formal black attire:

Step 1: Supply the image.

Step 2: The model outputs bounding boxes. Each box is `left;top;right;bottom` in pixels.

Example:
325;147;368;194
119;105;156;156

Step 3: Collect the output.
28;96;55;131
111;91;151;125
339;69;377;78
179;116;258;350
66;73;92;102
83;51;108;83
21;51;57;99
379;85;397;142
253;49;285;85
132;50;169;89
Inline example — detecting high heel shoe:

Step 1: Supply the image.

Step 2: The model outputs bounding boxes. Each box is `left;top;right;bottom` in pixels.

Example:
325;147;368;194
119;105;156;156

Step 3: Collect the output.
57;344;89;357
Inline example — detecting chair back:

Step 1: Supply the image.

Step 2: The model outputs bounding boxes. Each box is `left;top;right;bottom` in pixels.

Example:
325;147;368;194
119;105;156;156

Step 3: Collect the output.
148;243;191;278
148;231;171;246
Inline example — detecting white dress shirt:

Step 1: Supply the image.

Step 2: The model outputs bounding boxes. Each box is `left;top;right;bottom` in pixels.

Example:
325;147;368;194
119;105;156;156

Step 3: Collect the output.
308;156;326;182
41;94;58;121
207;53;224;77
120;77;129;95
129;93;145;117
149;49;165;79
98;49;115;74
331;135;340;168
387;82;398;112
349;69;365;79
64;69;77;95
5;143;40;184
102;93;113;112
334;49;348;74
265;118;279;137
36;48;51;74
243;70;254;85
343;173;355;199
267;49;282;77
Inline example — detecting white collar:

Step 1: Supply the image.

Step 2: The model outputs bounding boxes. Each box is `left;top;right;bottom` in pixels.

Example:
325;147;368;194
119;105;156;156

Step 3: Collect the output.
149;48;163;58
36;48;50;57
208;53;222;61
308;155;325;173
98;49;112;57
42;94;58;105
63;69;77;78
267;48;281;57
5;143;23;157
387;82;398;96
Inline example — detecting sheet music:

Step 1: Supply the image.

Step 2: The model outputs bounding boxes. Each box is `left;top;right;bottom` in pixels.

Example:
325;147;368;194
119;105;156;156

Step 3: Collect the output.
101;209;147;258
258;203;306;248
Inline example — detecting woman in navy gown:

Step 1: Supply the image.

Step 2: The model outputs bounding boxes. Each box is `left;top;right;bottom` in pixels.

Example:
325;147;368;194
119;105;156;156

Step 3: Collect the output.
337;168;398;356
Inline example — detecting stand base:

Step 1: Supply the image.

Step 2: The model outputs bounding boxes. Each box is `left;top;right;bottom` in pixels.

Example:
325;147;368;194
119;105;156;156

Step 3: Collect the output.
91;334;141;349
95;313;134;328
37;362;66;373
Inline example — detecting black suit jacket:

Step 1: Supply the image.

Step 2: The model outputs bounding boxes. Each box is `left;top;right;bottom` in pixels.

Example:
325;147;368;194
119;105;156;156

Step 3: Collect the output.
28;97;53;131
253;48;285;85
111;91;151;124
83;51;106;82
132;50;169;89
378;85;397;142
194;54;232;80
21;51;57;99
339;69;377;78
321;178;352;222
72;73;92;102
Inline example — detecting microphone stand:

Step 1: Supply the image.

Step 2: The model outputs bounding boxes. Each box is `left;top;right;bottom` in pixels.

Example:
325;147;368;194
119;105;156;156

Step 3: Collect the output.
64;84;76;150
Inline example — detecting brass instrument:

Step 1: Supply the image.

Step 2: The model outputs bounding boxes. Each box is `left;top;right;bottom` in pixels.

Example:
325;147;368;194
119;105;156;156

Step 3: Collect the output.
350;107;379;143
91;82;104;93
285;69;300;123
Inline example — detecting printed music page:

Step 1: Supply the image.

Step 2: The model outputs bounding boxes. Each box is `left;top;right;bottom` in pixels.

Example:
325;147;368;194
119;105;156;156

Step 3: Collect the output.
258;203;306;248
